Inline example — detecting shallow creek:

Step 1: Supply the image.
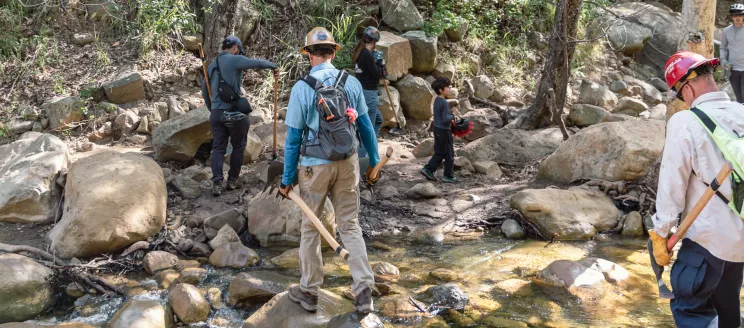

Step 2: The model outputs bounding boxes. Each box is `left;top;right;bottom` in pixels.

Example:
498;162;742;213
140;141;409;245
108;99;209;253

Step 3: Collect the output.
29;232;687;327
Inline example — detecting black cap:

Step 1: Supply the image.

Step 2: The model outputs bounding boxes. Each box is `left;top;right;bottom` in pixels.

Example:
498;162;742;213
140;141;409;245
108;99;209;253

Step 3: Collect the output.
223;35;244;55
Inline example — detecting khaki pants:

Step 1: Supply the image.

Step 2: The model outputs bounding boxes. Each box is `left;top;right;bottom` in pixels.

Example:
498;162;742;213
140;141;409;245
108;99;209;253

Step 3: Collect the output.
298;153;375;296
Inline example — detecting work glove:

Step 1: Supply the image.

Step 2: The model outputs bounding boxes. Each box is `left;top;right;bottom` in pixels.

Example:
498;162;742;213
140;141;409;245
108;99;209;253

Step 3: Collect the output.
648;230;673;266
278;183;292;200
365;166;380;185
346;108;358;123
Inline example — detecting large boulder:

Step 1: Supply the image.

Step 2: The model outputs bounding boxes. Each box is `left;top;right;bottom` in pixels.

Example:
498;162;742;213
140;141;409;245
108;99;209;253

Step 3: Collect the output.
535;260;605;288
0;133;68;223
395;75;435;120
456;128;564;165
606;20;652;56
401;31;437;73
209;242;260;268
425;284;469;311
612;97;648;115
376;31;413;81
109;299;173;328
578;80;618;110
246;192;336;247
169;284;210;324
252;123;287;151
0;254;56;323
623;76;662;105
471;75;496;100
153;108;212;162
460;108;503;141
608;3;684;76
48;151;166;259
204;208;247;239
225;130;263;164
432;62;455;80
228;271;296;307
511;188;620;240
242;289;353;328
378;86;406;128
567;104;609;127
235;0;260;44
40;96;86;130
102;71;146;104
379;0;424;32
538;120;665;182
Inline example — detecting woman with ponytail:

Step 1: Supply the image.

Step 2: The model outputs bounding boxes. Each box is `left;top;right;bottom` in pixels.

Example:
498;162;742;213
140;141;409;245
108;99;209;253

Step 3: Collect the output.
353;26;385;157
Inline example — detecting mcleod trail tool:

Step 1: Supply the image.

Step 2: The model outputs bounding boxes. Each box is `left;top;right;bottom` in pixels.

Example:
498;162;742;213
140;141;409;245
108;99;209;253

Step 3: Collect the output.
199;44;212;100
288;188;350;260
384;79;404;136
265;70;285;189
367;146;393;185
648;161;734;299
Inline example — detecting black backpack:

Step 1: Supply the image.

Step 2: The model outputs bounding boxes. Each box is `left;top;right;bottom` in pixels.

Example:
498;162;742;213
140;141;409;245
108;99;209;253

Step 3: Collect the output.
213;57;251;114
299;70;358;161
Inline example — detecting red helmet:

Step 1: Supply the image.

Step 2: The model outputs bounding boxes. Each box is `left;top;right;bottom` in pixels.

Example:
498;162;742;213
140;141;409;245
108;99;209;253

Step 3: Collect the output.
664;51;719;93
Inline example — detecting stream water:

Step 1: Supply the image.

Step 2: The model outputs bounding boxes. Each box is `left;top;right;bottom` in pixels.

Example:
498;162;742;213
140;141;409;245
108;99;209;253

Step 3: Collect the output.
28;232;682;327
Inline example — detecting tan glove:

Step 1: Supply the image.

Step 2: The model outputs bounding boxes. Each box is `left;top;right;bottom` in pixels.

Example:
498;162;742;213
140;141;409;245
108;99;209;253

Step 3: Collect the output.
365;166;380;185
649;230;673;266
277;183;292;200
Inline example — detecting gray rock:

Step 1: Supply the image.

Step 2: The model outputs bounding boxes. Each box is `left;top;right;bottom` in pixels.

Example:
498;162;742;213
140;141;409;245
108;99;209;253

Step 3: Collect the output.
379;0;424;32
109;299;173;328
7;118;33;135
471;75;496;100
473;160;502;180
190;243;212;257
607;72;623;81
578;79;618;110
606;20;652;55
102;71;146;104
456;128;564;165
204;208;247;239
228;271;296;307
401;30;437;73
407;183;442;199
182;34;203;52
152;108;211;162
377;31;413;81
445;21;468;42
169;284;210;324
41;96;86;130
412;138;434;158
578;258;629;283
461;108;503;141
648;77;670;92
0;133;68;223
32;121;43;132
208;242;259;268
372;262;400;282
501;219;525;239
432;62;455;80
72;33;96;46
568;104;609;127
242;290;353;328
209;225;241;250
623;75;662;105
137;115;151;134
377;185;399;199
648;104;667;120
454;157;475;173
536;260;605;288
612;97;649;115
609;81;629;95
327;313;385;328
115;110;141;135
172;175;203;199
621;211;644;237
0;254;56;323
143;251;179;274
184;165;210;182
395;75;436;120
426;284;469;311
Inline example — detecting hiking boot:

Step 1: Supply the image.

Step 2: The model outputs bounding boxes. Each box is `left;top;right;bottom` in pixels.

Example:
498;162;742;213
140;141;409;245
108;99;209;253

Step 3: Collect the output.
442;175;457;183
354;287;374;314
225;177;243;191
212;181;222;197
288;284;318;312
420;168;437;181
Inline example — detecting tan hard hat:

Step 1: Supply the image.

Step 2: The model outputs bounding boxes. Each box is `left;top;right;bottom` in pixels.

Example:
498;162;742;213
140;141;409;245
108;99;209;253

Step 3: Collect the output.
300;27;341;54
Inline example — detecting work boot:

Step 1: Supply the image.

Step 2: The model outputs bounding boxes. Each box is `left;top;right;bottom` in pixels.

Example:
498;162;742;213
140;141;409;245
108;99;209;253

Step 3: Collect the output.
212;181;222;197
288;284;318;312
420;168;437;181
226;177;243;191
442;175;457;183
354;287;374;314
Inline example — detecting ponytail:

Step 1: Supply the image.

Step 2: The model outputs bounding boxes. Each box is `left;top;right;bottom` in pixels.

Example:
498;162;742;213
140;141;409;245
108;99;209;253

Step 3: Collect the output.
352;40;365;65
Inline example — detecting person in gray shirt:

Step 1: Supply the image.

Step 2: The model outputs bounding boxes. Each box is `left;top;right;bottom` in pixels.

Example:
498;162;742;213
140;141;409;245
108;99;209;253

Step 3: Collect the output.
420;77;460;183
721;3;744;103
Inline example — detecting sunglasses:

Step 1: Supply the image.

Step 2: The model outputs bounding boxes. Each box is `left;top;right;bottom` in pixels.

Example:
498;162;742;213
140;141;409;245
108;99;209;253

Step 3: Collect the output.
733;14;744;17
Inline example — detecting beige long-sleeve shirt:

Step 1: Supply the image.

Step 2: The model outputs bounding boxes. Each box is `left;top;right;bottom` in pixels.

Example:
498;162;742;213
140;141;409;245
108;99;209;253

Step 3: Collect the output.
653;91;744;262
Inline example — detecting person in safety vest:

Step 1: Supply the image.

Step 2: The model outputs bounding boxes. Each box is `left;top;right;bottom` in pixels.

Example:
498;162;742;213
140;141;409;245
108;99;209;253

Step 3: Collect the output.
651;51;744;328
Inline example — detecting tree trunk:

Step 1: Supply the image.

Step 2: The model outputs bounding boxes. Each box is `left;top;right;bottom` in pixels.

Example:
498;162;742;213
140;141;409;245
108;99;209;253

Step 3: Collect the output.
681;0;716;58
202;0;239;62
508;0;583;129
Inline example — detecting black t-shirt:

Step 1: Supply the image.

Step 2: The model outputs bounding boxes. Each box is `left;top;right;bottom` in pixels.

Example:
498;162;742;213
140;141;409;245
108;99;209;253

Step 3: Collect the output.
354;48;383;91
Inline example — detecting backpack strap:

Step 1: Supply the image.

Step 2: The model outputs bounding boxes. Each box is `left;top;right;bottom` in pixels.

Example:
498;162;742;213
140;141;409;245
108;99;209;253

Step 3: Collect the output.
300;74;324;91
334;70;349;89
690;107;718;133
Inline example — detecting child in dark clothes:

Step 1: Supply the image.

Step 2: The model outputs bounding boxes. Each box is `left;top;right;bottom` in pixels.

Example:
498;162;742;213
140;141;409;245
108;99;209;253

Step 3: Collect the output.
420;77;460;183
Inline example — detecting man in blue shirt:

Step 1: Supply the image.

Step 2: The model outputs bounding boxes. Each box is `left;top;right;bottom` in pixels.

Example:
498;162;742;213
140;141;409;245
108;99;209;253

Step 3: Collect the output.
276;27;380;314
201;36;277;196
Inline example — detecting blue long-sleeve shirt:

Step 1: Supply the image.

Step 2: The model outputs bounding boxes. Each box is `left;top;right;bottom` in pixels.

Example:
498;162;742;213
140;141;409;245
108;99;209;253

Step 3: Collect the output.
281;62;380;186
201;52;276;110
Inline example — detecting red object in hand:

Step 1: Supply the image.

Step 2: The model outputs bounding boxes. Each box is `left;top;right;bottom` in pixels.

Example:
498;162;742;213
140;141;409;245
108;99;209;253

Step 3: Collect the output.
346;108;357;123
451;118;473;138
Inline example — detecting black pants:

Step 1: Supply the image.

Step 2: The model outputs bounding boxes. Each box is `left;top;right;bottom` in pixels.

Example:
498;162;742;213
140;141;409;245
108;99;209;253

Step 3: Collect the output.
209;109;250;183
731;70;744;104
424;127;455;177
670;239;744;328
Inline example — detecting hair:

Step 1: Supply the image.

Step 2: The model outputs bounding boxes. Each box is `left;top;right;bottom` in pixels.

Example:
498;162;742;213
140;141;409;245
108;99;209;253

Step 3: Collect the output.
222;43;234;50
431;77;451;95
306;44;336;58
352;35;376;65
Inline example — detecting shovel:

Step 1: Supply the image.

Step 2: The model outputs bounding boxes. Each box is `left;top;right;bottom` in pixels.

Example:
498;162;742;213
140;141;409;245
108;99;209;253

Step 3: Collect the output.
648;161;733;299
383;79;404;136
265;71;285;186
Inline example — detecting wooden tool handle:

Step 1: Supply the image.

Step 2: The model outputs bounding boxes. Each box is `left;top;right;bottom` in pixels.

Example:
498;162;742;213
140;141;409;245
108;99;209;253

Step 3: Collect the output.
382;80;400;124
370;146;393;180
667;161;734;250
199;44;212;100
288;189;349;260
273;72;279;158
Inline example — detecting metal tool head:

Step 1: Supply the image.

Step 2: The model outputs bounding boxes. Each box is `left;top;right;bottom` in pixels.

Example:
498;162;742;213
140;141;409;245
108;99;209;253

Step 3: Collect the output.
388;125;404;136
263;160;285;192
647;239;675;299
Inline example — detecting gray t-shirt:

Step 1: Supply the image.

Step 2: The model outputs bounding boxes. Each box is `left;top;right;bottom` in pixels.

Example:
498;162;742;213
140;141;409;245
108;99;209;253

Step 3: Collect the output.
721;24;744;71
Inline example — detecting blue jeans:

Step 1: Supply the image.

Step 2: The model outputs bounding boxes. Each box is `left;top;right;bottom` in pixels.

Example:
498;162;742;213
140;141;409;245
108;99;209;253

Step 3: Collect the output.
358;89;382;158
